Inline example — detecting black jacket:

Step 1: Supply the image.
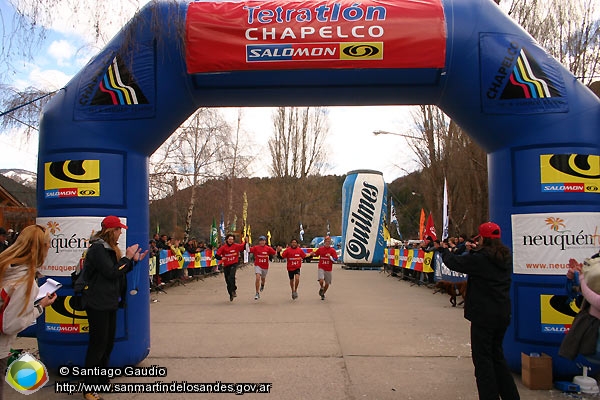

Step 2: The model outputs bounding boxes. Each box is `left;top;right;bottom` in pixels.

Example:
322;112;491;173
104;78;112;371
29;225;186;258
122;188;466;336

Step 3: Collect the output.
441;247;512;325
82;239;133;311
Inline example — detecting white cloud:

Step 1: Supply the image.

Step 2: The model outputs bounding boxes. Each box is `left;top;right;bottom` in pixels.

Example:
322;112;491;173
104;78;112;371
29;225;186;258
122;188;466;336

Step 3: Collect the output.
0;129;38;172
47;40;76;67
27;67;72;91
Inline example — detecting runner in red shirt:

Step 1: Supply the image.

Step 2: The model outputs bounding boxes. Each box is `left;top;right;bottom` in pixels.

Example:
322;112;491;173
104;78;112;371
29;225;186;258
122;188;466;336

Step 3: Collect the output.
249;235;276;300
281;239;308;300
216;234;246;301
307;236;339;300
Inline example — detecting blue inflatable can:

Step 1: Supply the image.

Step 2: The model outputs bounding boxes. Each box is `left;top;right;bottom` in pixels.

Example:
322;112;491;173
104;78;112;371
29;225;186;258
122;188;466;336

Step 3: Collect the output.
341;170;388;266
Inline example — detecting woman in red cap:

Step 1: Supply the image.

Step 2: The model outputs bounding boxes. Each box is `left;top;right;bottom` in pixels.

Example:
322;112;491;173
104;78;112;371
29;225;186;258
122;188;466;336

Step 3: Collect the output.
81;216;148;400
441;221;519;400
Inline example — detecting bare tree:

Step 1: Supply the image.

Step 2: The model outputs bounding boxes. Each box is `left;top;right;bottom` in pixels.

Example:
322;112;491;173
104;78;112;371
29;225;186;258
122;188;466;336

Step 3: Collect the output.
269;107;328;179
500;0;600;84
149;108;252;240
0;85;56;136
268;106;329;242
406;106;488;237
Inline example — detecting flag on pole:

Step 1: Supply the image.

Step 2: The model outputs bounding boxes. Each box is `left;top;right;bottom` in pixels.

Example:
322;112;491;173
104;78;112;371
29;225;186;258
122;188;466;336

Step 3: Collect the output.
210;218;218;248
299;223;304;242
419;208;425;240
267;230;272;246
383;223;391;241
219;211;226;242
242;191;248;226
390;199;402;239
424;213;438;241
442;177;449;240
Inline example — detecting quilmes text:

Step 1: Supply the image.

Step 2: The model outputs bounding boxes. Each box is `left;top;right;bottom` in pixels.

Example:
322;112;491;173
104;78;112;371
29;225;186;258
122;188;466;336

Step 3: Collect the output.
346;181;379;261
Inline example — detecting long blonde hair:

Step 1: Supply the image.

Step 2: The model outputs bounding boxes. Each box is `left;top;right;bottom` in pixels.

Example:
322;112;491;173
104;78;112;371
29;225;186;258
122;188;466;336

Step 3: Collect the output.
95;227;123;259
0;225;50;315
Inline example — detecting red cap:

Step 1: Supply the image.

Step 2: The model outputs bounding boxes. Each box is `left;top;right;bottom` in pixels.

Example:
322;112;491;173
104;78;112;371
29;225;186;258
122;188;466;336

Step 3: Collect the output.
101;216;128;230
478;222;501;239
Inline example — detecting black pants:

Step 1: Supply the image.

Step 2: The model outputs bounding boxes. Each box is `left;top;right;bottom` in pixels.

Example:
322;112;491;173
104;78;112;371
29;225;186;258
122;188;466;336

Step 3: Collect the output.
470;320;520;400
84;308;117;385
223;264;238;295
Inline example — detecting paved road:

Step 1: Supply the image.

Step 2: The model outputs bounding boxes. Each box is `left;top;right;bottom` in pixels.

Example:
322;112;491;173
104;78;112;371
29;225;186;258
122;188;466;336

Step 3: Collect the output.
13;263;580;399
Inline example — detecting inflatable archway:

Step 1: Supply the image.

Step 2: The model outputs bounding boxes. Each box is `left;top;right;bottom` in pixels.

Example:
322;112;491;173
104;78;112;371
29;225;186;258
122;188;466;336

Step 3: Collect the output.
37;0;599;376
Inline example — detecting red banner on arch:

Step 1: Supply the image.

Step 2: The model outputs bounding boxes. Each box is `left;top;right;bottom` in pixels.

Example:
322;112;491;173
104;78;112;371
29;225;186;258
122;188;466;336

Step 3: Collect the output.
185;0;446;73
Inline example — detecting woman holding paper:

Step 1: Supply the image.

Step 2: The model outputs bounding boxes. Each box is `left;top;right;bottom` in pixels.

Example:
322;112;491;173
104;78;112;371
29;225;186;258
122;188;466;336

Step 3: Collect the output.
0;224;56;397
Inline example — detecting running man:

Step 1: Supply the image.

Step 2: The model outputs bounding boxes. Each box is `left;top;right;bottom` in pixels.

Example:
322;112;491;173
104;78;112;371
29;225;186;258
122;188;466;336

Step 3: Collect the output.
306;236;338;300
281;239;308;300
249;235;276;300
216;234;246;301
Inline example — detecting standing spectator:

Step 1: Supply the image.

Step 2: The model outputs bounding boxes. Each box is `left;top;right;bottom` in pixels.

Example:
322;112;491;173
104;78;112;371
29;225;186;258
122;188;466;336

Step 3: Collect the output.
420;236;436;285
156;234;169;250
0;225;56;398
169;236;186;282
454;234;468;254
281;239;308;300
306;236;338;300
440;222;519;400
0;228;9;253
185;238;200;277
216;234;246;302
81;216;148;400
249;235;276;300
6;229;17;246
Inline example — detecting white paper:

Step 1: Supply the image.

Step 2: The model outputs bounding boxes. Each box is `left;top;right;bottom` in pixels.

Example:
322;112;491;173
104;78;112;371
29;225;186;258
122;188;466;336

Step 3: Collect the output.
35;278;62;304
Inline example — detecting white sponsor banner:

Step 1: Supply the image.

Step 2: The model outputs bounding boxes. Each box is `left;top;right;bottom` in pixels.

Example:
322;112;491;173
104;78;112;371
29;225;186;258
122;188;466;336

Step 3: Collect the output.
512;212;600;275
37;216;127;277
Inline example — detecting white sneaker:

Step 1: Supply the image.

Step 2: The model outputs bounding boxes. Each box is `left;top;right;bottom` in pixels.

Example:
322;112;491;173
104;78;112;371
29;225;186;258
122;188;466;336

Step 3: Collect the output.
254;293;260;300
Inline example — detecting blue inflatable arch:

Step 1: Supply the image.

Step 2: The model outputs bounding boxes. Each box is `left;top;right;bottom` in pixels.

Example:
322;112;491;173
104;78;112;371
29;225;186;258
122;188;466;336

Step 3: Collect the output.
38;0;599;376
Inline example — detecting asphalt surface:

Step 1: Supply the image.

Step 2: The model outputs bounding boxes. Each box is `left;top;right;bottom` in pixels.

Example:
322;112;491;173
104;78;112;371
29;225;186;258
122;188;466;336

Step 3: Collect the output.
11;262;588;399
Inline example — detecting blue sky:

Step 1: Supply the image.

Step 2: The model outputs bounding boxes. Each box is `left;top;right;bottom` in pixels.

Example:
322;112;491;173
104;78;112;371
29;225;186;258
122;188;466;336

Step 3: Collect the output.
0;0;419;182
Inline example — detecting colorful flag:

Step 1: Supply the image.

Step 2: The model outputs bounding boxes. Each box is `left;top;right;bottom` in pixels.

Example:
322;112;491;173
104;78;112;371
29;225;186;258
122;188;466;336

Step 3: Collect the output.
242;191;248;225
419;208;425;240
424;213;438;241
210;218;218;248
383;223;391;240
299;223;304;242
219;211;225;242
442;178;449;241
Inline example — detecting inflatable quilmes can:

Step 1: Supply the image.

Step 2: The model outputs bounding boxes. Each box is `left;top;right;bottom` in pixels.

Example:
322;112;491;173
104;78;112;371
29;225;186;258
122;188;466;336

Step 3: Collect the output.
341;170;387;266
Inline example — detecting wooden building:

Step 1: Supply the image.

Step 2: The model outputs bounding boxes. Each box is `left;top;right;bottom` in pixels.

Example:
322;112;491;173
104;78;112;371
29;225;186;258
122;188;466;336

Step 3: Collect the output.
0;175;36;232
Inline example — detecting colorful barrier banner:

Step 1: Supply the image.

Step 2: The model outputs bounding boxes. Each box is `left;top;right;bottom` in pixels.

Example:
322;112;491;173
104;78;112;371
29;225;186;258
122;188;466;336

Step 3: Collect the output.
383;248;434;273
157;249;218;275
186;0;446;73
